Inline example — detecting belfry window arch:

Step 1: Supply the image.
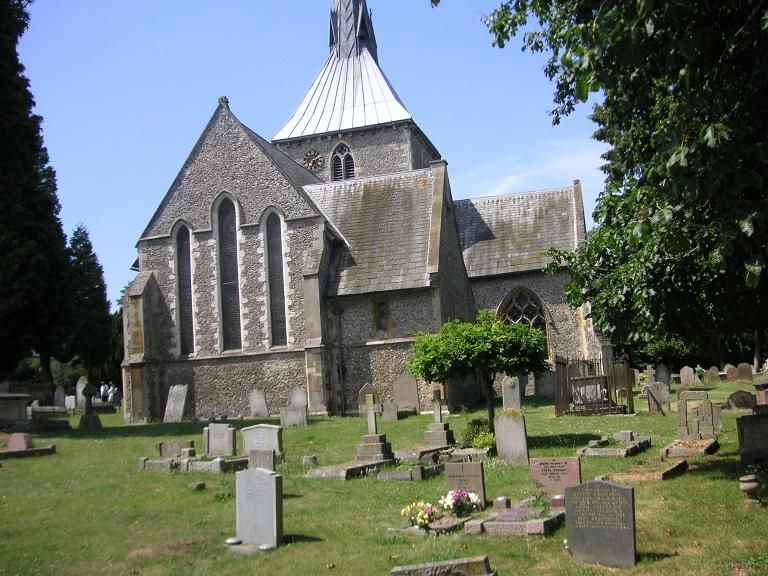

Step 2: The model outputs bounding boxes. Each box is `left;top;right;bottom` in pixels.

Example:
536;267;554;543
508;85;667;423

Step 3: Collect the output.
331;144;355;181
263;209;288;347
174;223;195;355
498;287;552;358
214;195;242;351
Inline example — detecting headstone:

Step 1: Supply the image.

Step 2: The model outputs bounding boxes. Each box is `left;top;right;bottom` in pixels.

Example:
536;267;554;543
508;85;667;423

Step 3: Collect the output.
6;433;33;451
726;390;757;410
367;405;378;435
444;462;486;509
432;399;442;423
501;375;521;410
392;371;419;412
290;387;307;409
633;369;640;387
530;457;581;502
357;383;377;414
241;424;283;458
644;365;654;384
646;382;670;414
737;414;768;464
677;390;708;437
691;399;721;437
203;423;236;457
279;407;307;427
235;467;282;549
680;366;695;387
75;377;87;408
565;481;636;569
249;389;269;418
381;401;399;422
248;449;275;471
156;440;194;458
53;386;65;407
703;366;720;386
726;364;738;381
64;395;76;412
736;363;753;382
655;363;670;388
494;409;528;465
163;384;188;423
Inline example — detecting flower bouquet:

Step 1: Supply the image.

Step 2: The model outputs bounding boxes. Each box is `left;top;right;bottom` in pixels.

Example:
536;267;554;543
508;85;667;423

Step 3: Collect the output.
439;489;481;517
401;499;441;529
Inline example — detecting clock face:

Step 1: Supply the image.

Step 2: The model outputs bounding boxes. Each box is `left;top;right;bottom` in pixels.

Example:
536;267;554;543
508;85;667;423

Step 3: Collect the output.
303;149;325;172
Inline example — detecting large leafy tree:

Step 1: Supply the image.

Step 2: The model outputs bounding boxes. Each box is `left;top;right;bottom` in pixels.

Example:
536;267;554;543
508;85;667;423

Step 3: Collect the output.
65;225;111;384
433;1;768;363
408;310;548;431
0;0;71;380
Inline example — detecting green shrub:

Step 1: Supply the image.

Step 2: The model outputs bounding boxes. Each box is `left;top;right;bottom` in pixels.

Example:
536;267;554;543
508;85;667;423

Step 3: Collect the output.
461;417;490;447
471;430;496;450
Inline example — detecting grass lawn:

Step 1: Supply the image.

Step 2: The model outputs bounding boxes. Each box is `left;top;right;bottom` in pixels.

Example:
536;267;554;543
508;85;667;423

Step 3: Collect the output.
0;379;766;576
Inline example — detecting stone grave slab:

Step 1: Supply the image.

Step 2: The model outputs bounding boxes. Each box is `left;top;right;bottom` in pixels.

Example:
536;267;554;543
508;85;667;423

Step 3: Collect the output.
279;406;307;427
248;449;275;471
290;387;307;409
163;384;188;423
727;390;757;410
565;480;636;569
155;440;194;458
203;423;236;457
737;414;768;464
530;457;581;505
241;424;283;458
736;363;753;382
248;389;269;418
646;382;670;414
381;401;399;422
494;409;528;465
235;467;282;549
390;555;496;576
392;371;420;412
445;461;486;509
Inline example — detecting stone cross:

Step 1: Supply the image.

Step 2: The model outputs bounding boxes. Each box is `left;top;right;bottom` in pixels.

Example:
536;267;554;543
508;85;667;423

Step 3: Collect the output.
367;405;378;435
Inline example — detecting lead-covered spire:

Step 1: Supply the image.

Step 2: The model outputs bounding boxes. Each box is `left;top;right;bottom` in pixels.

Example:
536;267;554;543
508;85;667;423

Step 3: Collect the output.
329;0;378;62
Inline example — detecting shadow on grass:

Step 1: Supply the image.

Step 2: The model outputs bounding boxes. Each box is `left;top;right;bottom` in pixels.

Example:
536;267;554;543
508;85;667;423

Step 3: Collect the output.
283;493;304;499
686;456;748;480
528;433;601;449
283;534;323;544
638;550;678;563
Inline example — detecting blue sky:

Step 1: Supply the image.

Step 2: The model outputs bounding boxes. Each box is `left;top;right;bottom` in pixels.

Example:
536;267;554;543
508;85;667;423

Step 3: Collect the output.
18;1;607;308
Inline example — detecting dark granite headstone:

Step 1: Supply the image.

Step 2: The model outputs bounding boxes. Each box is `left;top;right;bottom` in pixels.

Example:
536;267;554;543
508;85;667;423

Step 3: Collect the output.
445;462;486;509
726;390;757;410
565;481;636;569
737;414;768;464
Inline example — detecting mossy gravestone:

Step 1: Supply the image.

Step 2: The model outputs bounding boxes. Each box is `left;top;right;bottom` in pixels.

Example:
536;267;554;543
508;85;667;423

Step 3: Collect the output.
494;409;528;465
163;384;188;423
565;481;636;569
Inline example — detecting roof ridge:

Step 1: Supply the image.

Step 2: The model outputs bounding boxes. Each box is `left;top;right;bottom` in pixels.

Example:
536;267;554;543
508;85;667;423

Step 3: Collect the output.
453;186;575;205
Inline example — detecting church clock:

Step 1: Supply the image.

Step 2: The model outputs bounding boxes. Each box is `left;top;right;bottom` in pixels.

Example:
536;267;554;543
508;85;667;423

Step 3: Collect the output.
302;149;325;173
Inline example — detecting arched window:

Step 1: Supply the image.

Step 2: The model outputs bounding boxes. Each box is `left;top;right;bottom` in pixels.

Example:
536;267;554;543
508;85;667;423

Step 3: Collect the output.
331;144;355;181
499;287;550;356
175;225;194;354
217;198;241;350
266;212;287;346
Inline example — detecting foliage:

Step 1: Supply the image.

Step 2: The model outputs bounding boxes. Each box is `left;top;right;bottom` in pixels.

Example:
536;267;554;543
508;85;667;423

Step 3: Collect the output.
471;430;496;450
433;0;768;361
0;0;71;379
50;357;84;390
641;334;688;366
401;499;441;528
439;490;482;517
460;417;491;448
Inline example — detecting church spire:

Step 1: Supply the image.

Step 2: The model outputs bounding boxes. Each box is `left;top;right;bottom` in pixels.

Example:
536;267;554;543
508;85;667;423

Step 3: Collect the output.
329;0;378;62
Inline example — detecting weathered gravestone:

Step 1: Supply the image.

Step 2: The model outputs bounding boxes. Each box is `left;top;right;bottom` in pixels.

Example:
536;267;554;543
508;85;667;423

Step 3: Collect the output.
692;399;722;436
248;389;269;418
290;387;307;409
726;390;757;410
235;467;282;549
445;461;486;509
279;407;307;428
655;363;670;388
64;395;76;413
680;366;696;387
736;363;753;383
530;457;581;505
381;401;399;422
494;409;528;465
156;440;194;458
6;433;33;451
737;414;768;464
75;377;87;408
163;384;188;423
248;449;275;471
53;386;65;407
565;481;636;569
726;364;738;381
501;375;522;410
357;382;378;416
646;382;670;414
703;366;720;386
390;556;496;576
392;371;420;413
203;423;236;457
241;424;283;458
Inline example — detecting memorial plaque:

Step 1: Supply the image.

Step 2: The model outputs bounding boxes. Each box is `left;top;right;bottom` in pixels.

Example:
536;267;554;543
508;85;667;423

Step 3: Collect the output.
494;409;528;465
163;384;188;423
530;457;581;499
203;423;236;457
445;461;486;509
248;449;275;471
236;468;282;549
241;424;283;458
565;481;636;569
249;389;269;418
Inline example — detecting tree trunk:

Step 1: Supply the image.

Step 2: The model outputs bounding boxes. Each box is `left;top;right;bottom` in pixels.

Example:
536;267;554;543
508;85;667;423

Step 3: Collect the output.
483;374;496;433
39;350;54;395
753;331;761;373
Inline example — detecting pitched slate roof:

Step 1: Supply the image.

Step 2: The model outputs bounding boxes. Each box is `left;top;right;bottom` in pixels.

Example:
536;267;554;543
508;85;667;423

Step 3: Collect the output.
454;185;583;277
306;170;433;295
273;0;411;141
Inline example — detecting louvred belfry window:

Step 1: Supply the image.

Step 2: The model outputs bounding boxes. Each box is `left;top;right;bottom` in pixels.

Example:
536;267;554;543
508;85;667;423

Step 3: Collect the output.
331;144;355;180
176;226;194;354
266;213;287;346
217;199;242;350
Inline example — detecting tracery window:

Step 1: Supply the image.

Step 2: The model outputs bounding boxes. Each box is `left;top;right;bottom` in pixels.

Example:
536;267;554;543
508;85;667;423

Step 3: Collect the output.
266;212;287;346
175;225;194;354
217;198;242;350
331;144;355;180
502;289;546;332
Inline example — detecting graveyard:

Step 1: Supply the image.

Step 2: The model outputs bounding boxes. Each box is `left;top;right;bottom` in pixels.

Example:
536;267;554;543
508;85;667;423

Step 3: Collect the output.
1;377;766;576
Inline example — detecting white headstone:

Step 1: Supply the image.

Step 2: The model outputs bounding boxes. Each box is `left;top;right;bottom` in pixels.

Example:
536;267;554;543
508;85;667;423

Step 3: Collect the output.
203;423;236;457
494;409;529;465
290;388;307;409
241;424;283;458
249;389;269;418
236;468;283;549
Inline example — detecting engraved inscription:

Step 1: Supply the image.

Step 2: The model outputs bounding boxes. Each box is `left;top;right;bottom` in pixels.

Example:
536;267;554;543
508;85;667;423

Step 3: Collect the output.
569;484;631;530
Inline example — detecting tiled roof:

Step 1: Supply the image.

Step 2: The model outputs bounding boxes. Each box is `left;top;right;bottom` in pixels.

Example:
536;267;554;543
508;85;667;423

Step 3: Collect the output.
273;0;411;141
306;170;433;295
454;186;581;277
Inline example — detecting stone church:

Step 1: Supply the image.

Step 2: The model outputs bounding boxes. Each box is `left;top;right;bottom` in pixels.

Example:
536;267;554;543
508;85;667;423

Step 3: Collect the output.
121;0;599;422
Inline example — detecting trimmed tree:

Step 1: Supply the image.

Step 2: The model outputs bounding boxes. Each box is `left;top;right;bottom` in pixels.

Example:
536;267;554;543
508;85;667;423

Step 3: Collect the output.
408;310;548;431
